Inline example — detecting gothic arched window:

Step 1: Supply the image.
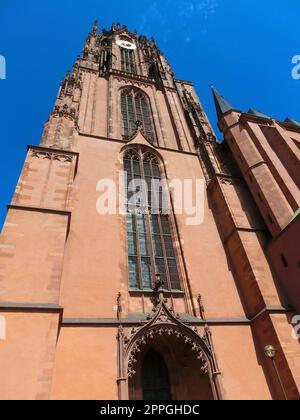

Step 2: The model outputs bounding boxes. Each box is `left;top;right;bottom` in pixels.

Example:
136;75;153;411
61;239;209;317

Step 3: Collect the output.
124;147;181;291
121;48;137;74
121;89;157;145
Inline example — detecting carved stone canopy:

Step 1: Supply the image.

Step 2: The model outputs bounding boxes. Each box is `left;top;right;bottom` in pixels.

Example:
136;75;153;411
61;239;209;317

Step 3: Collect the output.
121;300;214;379
30;149;74;162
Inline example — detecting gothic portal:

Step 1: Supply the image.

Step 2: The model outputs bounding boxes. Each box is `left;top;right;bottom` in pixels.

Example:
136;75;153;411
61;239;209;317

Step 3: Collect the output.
0;21;300;400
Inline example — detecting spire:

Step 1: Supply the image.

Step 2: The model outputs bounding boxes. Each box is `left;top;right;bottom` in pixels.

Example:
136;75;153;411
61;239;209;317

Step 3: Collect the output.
210;85;235;120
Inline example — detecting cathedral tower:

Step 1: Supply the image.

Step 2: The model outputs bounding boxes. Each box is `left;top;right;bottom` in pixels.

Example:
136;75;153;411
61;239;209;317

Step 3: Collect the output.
0;22;299;400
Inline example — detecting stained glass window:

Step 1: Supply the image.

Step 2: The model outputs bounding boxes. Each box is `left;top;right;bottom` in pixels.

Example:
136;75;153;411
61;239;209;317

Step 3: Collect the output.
124;147;181;291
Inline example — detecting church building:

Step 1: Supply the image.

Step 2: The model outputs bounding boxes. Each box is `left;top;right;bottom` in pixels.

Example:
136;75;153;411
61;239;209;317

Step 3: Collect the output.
0;22;299;400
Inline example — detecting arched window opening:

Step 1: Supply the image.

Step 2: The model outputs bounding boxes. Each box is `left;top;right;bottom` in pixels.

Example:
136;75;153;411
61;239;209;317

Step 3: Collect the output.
142;350;172;401
121;48;137;74
124;147;181;291
121;90;136;140
99;49;111;75
121;89;157;145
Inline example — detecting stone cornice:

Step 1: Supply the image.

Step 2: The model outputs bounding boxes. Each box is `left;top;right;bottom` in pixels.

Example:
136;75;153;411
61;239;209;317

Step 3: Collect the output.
78;132;198;156
27;144;79;156
1;305;292;326
175;79;194;86
7;205;71;217
0;302;63;313
109;69;156;87
239;112;274;126
251;306;294;321
62;317;250;327
60;306;295;327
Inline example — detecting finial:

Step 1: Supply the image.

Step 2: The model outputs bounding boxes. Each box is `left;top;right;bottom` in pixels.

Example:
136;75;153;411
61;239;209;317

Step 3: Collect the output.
92;20;98;35
153;273;164;306
135;120;143;130
150;37;157;47
117;292;122;321
197;294;206;321
154;273;164;291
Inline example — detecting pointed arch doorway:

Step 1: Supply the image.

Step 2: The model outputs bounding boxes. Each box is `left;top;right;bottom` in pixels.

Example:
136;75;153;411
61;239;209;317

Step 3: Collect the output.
142;349;171;401
128;332;214;401
117;300;222;401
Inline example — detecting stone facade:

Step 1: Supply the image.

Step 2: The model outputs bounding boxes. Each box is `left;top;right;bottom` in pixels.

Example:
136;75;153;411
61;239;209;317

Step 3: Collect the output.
0;22;299;400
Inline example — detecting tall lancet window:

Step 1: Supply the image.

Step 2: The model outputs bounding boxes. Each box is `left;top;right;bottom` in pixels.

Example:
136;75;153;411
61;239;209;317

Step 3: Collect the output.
121;48;137;74
124;147;181;292
121;89;157;145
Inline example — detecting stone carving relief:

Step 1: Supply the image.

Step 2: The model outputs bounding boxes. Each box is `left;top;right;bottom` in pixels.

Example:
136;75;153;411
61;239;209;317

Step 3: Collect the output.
119;299;213;379
30;149;74;163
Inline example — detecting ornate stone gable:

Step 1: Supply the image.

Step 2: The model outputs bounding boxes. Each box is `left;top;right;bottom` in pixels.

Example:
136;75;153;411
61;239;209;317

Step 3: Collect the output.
123;300;212;378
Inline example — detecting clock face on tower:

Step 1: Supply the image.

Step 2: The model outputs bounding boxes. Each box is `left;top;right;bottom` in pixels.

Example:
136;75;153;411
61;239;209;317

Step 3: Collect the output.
116;39;137;50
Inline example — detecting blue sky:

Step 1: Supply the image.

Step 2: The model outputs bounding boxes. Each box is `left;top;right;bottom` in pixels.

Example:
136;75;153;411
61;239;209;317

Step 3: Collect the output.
0;0;299;230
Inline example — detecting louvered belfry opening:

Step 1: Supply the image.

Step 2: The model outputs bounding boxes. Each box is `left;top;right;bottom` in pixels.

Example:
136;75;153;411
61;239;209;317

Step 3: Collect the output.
120;48;137;74
121;89;157;145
